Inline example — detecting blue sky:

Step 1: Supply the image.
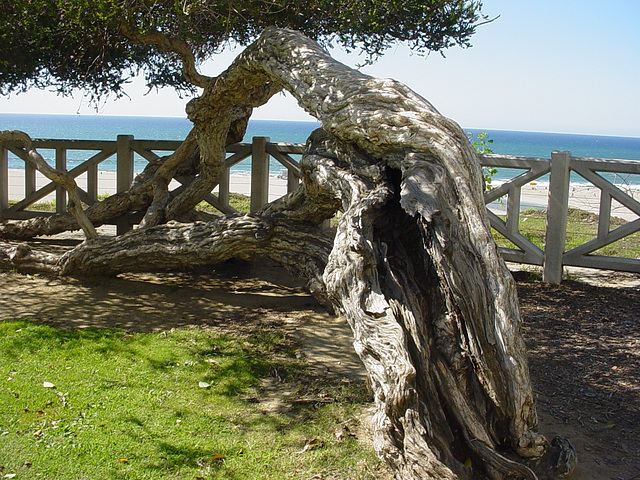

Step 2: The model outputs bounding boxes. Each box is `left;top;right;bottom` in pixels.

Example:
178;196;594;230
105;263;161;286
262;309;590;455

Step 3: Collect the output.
1;0;639;137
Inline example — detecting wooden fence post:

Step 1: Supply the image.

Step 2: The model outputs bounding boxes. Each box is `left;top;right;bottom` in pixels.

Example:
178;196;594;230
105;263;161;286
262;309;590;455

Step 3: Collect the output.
55;147;67;214
287;169;299;193
218;167;230;210
87;163;98;204
25;160;36;199
543;150;571;283
251;136;270;212
116;135;135;235
0;144;7;222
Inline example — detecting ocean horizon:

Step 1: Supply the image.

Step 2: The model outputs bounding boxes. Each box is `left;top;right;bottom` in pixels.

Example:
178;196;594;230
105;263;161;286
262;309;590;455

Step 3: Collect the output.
1;113;639;186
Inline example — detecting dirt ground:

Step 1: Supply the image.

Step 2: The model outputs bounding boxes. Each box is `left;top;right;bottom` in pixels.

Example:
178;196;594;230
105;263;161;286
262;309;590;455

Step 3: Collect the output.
513;269;640;480
0;241;638;480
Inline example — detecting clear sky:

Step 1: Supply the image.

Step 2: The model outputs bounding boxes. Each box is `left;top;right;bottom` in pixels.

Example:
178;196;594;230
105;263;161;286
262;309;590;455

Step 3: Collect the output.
1;0;639;137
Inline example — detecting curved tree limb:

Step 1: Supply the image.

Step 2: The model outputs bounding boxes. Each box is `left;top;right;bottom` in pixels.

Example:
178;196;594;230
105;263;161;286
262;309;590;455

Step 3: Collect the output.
139;128;199;229
119;21;211;88
0;28;576;480
165;83;282;220
0;130;98;240
0;213;333;307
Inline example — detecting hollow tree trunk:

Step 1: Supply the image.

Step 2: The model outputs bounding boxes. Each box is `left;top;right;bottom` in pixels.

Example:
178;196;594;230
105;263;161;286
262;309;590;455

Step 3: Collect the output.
0;28;576;479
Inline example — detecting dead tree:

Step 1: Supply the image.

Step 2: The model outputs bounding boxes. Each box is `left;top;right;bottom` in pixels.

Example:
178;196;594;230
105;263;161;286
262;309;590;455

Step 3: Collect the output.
0;28;575;480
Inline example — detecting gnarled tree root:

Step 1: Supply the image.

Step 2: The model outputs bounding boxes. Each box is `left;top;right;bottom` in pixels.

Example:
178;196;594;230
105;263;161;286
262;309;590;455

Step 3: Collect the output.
0;28;577;480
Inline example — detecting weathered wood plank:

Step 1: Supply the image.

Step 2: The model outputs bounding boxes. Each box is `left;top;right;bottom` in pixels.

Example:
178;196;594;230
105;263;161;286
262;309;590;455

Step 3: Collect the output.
563;253;640;272
572;156;640;173
0;145;8;222
250;136;270;212
116;135;135;235
506;185;522;236
572;164;640;216
223;146;252;168
543;151;571;283
564;217;640;259
483;163;550;204
598;192;612;239
55;147;67;214
486;209;544;265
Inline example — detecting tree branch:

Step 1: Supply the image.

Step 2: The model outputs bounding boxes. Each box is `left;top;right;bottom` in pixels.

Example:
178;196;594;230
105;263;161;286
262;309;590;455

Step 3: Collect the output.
139;129;199;228
119;21;211;88
0;214;333;306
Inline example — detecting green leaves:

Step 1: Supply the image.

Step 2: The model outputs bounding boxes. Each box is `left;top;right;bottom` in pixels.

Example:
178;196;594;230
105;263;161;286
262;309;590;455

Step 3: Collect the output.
0;0;486;101
471;131;494;155
469;131;498;191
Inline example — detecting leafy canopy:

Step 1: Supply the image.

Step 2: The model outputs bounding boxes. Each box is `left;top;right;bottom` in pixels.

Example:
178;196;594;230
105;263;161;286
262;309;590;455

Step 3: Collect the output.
0;0;486;100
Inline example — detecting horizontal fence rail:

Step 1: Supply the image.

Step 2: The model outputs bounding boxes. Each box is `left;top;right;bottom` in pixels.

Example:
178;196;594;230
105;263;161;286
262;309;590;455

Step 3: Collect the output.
1;136;639;281
478;151;640;281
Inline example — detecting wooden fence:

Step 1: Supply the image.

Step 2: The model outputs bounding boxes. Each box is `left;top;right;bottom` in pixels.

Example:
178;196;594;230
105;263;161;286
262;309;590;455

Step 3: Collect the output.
480;151;640;281
1;135;639;282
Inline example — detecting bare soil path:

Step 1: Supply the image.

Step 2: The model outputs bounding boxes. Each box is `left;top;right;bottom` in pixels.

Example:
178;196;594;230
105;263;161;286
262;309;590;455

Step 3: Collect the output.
514;270;640;480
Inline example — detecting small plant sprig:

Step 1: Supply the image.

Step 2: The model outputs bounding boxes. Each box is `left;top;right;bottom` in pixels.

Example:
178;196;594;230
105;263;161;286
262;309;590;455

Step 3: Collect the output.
469;131;497;191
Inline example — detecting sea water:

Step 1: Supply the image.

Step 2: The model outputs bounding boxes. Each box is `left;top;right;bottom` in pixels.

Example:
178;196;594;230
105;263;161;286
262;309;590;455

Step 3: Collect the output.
1;113;639;186
0;113;319;175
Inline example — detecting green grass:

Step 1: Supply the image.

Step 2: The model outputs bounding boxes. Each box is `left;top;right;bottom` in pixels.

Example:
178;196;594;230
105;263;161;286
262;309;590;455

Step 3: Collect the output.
492;208;640;258
8;192;252;216
197;193;251;215
0;320;384;480
8;199;57;212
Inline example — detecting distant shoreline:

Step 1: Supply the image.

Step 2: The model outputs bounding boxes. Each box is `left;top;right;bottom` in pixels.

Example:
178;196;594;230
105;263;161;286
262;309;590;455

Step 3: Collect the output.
5;168;290;205
2;112;638;139
6;168;639;221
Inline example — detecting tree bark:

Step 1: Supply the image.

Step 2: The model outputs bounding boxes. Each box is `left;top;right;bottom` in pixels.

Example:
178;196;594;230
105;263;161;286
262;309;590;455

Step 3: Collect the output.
0;28;576;479
0;114;250;239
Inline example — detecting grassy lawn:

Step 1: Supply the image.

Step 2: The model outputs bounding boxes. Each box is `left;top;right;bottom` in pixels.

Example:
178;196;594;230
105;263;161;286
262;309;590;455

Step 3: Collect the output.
492;208;640;258
9;192;252;216
197;193;251;215
0;320;384;480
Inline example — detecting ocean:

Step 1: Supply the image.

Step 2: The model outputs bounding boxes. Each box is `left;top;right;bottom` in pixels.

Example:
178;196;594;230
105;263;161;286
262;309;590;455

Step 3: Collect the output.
1;113;639;185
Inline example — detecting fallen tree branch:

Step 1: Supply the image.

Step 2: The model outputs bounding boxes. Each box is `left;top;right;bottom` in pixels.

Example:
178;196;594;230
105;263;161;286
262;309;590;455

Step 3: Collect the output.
1;213;333;306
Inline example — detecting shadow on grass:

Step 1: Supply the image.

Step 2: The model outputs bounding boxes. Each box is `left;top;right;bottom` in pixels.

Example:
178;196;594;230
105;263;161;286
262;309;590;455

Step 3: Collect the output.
0;316;373;478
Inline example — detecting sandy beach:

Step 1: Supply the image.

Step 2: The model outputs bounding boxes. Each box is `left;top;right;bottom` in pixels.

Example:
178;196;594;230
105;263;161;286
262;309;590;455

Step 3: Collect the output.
494;181;639;221
4;168;639;221
5;168;290;204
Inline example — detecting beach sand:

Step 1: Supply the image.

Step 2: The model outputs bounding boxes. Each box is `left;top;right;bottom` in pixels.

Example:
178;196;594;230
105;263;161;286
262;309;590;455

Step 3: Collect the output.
498;181;638;221
5;169;290;204
5;168;639;221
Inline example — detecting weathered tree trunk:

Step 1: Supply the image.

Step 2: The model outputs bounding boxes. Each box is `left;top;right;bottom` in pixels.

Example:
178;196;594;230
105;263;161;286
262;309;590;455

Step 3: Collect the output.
0;28;575;479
